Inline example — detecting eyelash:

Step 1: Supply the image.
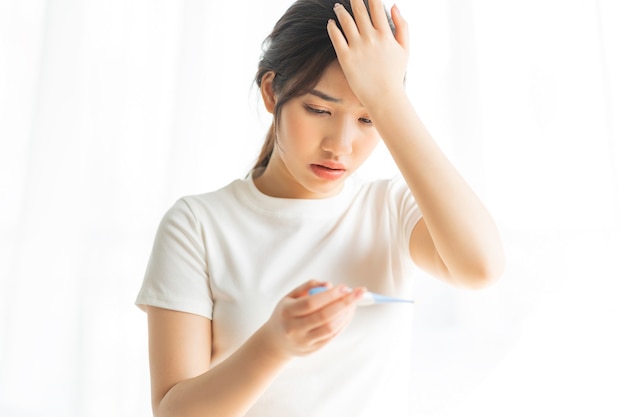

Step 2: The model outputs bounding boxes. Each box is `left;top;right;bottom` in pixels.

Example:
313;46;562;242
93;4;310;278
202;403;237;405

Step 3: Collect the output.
305;105;329;115
304;105;372;125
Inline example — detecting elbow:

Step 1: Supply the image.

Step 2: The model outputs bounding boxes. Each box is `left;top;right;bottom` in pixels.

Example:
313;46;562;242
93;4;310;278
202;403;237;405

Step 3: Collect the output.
470;239;507;289
464;267;502;289
454;253;506;290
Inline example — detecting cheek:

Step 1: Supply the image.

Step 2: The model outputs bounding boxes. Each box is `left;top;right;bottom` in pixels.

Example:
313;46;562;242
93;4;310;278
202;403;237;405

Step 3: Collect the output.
278;110;316;150
356;132;381;157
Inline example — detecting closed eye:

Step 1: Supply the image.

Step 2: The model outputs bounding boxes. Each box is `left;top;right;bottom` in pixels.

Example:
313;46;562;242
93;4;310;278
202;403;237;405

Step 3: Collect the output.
304;105;330;115
305;104;372;126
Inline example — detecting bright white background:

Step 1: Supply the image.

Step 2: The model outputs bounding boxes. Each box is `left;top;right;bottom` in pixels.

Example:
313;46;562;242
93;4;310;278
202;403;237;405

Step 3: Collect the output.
1;0;624;416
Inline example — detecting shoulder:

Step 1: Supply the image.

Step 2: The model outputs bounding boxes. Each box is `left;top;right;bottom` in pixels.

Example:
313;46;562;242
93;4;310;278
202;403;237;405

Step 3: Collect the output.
173;179;246;218
351;174;412;204
353;174;422;231
150;179;246;241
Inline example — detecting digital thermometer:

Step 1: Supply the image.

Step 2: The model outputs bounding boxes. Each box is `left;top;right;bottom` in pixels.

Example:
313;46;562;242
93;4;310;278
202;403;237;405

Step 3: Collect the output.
308;286;414;306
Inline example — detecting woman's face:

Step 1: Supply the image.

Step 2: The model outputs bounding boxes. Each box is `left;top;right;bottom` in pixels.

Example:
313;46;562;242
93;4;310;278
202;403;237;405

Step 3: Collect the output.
256;60;381;199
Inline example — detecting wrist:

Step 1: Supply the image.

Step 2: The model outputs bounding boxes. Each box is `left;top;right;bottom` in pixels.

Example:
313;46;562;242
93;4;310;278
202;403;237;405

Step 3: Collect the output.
252;324;294;365
365;88;409;118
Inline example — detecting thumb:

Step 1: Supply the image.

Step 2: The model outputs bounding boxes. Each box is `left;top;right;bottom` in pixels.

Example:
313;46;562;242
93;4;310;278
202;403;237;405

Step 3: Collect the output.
287;279;331;299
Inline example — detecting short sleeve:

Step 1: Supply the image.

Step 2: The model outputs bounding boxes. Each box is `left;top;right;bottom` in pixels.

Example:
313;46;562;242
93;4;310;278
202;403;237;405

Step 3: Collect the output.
387;175;423;258
135;198;213;319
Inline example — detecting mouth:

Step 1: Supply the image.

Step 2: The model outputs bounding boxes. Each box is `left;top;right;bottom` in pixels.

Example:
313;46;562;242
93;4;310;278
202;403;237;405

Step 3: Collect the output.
314;160;346;170
310;163;347;180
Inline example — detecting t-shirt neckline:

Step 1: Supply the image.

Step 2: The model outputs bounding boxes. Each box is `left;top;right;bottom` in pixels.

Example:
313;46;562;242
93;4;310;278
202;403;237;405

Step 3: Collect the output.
237;171;357;219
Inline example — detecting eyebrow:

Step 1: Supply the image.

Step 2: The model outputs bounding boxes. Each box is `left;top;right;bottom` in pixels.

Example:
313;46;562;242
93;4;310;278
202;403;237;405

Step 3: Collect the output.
309;89;342;103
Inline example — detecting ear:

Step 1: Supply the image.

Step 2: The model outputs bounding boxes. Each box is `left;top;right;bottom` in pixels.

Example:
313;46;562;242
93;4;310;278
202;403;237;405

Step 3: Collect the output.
260;71;277;113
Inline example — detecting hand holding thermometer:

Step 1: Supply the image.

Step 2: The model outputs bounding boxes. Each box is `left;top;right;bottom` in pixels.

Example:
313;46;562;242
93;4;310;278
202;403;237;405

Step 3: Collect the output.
308;286;414;307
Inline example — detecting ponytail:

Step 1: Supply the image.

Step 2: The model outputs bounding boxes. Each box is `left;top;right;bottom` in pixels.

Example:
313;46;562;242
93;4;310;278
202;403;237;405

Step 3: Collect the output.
253;120;275;170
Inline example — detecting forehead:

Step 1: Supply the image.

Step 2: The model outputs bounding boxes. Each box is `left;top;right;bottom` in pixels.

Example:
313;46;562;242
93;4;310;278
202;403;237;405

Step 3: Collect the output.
309;61;363;108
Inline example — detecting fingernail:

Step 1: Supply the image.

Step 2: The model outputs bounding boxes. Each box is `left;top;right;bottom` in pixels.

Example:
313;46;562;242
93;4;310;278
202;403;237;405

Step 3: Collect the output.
339;285;352;294
334;3;342;10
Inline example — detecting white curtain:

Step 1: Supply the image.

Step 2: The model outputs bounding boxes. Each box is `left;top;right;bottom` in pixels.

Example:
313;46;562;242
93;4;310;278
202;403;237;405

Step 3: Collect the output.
1;1;624;416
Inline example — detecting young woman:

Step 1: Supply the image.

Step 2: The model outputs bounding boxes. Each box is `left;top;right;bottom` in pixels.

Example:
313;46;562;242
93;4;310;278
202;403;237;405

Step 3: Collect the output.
136;0;505;416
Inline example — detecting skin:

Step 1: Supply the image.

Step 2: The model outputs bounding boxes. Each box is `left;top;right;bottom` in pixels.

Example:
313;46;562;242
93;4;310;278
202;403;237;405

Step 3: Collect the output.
254;61;380;200
146;1;506;416
327;1;505;286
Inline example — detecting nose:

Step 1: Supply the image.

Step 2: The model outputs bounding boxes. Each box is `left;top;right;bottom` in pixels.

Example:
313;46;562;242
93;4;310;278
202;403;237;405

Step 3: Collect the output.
321;117;354;155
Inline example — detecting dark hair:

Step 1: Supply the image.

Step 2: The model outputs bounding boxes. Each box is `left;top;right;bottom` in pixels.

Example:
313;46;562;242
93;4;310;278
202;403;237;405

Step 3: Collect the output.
252;0;393;170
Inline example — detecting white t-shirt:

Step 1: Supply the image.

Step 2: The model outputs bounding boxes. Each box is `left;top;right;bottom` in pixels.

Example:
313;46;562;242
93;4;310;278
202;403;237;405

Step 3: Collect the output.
136;173;422;417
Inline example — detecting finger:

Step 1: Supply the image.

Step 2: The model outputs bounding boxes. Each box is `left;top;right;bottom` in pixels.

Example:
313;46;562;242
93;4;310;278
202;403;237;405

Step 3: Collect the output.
287;279;330;299
289;285;353;316
333;3;360;43
299;287;363;325
350;0;374;35
327;18;349;54
391;4;410;50
307;307;355;345
278;295;354;352
369;0;392;34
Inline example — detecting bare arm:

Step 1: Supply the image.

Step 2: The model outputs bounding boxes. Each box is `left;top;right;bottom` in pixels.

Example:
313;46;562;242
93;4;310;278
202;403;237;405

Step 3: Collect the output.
147;307;286;417
329;1;505;288
378;98;505;288
146;281;363;417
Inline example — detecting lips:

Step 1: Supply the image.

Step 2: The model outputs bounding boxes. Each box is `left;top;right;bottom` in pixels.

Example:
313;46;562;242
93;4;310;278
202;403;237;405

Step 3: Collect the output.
310;162;346;180
313;161;346;171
